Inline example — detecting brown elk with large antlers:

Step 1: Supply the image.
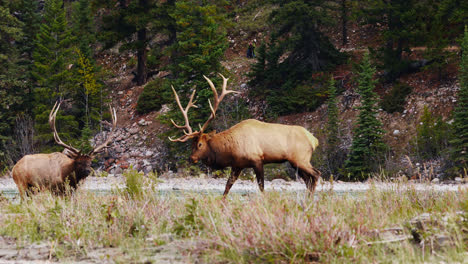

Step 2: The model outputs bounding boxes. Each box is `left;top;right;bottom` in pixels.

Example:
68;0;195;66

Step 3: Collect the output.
170;74;321;197
12;102;117;198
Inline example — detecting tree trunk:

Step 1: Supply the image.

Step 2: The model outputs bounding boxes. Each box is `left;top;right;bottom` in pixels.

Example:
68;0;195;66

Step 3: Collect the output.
136;28;147;86
341;0;347;46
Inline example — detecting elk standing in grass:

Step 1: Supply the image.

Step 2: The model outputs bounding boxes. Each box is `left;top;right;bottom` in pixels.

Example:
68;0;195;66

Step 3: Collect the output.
170;74;321;197
12;102;117;198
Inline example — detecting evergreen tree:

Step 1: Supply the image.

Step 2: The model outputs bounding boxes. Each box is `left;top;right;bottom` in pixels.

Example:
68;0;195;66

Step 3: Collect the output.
93;0;174;85
356;0;425;82
345;52;386;180
248;0;344;115
324;76;344;177
450;27;468;173
0;2;25;166
167;0;229;126
326;77;339;150
16;0;41;111
71;0;96;59
32;0;79;148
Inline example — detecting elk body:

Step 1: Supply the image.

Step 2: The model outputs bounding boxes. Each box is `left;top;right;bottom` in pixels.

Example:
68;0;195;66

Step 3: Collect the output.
170;74;321;197
12;102;117;198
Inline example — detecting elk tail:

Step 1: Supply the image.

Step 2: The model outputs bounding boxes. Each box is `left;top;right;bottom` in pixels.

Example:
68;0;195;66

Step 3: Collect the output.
302;127;319;151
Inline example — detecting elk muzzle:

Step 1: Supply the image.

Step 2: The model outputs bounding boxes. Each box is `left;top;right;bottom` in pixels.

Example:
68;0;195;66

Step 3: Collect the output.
190;155;199;164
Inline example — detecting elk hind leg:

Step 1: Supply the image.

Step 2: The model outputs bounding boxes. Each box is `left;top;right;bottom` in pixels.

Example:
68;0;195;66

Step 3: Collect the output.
297;163;321;192
253;163;265;192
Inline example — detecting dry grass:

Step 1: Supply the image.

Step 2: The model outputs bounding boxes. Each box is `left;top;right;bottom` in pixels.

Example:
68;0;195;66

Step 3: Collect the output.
0;177;466;263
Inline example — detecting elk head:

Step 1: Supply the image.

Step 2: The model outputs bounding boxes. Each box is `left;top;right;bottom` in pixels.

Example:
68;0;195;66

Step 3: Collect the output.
169;74;239;163
49;101;117;179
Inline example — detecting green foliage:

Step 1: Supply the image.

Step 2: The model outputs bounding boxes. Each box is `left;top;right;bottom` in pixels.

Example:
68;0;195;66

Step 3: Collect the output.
324;76;346;177
381;82;413;113
168;0;229;91
414;106;451;160
71;0;96;59
248;0;344;116
136;78;171;114
450;26;468;172
124;168;145;199
31;0;79;150
93;0;173;85
356;0;425;81
173;198;204;237
0;3;25;166
345;52;387;180
326;77;339;150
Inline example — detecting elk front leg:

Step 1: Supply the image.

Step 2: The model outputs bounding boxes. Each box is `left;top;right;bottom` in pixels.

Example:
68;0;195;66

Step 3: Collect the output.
223;168;242;198
253;163;264;192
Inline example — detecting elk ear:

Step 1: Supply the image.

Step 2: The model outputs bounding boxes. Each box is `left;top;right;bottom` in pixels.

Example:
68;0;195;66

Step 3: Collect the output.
207;130;216;139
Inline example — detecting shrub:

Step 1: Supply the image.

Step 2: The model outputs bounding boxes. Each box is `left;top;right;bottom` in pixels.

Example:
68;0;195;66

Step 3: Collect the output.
123;168;144;198
136;79;171;114
413;106;451;160
381;82;413;113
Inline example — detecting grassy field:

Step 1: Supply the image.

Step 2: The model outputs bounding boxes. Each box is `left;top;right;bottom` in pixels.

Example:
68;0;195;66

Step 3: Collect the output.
0;174;467;263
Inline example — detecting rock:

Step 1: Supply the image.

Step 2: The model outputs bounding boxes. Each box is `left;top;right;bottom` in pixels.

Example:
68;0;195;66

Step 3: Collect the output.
271;179;287;185
393;129;400;135
431;178;440;183
144;166;153;174
129;127;139;135
145;150;154;157
454;177;462;183
240;83;247;89
138;119;148;126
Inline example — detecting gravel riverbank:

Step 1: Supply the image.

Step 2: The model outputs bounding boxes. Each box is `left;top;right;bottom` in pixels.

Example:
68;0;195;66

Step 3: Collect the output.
1;175;467;195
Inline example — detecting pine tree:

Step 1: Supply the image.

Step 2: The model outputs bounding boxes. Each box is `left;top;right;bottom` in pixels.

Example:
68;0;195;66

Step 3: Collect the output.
71;0;96;59
326;77;339;150
0;3;25;166
356;0;424;82
450;27;468;173
167;0;229;126
324;76;343;177
248;0;344;115
94;0;172;85
32;0;79;148
345;52;386;180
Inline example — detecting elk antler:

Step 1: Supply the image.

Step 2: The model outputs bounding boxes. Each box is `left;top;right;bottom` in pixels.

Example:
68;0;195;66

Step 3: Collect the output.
89;105;117;155
169;74;240;142
49;101;81;155
168;86;200;142
200;73;240;133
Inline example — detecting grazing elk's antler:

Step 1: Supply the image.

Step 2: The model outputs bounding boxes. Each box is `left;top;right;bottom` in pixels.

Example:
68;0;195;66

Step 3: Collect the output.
49;101;81;155
169;74;240;142
50;101;117;156
89;105;117;155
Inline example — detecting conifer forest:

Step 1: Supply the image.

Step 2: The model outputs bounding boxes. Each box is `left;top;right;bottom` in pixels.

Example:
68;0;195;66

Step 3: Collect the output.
0;1;467;263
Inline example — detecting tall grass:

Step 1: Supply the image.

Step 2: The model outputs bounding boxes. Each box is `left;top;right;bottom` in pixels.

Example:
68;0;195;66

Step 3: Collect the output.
0;182;466;263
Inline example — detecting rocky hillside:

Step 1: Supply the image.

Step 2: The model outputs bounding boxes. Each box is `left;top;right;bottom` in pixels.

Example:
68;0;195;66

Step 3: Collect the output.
93;14;461;180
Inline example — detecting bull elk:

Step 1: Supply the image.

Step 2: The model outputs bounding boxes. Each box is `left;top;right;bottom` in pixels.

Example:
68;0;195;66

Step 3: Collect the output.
12;102;117;198
169;74;321;197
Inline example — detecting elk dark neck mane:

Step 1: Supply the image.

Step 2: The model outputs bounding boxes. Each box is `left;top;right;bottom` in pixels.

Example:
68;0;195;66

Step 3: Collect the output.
205;132;237;169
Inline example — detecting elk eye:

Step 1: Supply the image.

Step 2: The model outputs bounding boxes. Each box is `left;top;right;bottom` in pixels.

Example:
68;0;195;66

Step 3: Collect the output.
198;143;202;148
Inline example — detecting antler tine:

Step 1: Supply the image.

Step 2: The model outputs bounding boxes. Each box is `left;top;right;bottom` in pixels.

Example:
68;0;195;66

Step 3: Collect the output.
90;105;118;155
168;86;201;142
200;74;240;133
49;101;80;154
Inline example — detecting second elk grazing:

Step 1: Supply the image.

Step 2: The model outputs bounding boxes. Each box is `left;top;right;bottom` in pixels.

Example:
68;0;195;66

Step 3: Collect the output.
170;74;321;197
12;102;117;198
